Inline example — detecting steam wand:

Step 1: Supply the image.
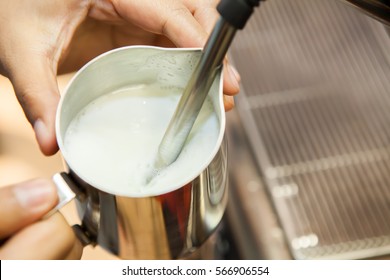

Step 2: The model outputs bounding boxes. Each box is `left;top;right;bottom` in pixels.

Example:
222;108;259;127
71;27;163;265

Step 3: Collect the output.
155;0;264;170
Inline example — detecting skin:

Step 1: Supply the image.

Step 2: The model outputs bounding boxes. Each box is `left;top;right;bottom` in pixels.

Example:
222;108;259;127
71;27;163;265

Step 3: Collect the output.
0;0;240;260
0;0;241;156
0;179;83;259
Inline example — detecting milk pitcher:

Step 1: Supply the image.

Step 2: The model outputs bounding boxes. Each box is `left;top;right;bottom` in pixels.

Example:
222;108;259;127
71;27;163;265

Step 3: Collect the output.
53;46;228;259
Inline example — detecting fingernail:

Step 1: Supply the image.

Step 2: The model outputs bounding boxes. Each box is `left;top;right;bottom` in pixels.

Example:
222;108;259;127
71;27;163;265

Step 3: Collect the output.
13;180;56;212
224;95;235;111
33;119;48;144
228;64;241;89
34;119;57;155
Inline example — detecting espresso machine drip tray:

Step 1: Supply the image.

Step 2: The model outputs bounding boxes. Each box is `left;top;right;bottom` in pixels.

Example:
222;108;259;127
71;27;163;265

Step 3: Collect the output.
226;0;390;259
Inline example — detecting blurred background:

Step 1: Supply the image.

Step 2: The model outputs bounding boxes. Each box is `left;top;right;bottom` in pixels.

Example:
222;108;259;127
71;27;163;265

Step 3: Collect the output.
1;0;389;259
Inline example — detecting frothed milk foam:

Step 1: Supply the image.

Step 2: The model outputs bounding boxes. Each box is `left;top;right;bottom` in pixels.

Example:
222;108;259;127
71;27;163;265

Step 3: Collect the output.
63;83;219;196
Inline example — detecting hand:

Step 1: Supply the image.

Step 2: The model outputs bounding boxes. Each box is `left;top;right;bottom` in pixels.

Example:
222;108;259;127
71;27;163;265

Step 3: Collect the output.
0;179;82;259
0;0;241;156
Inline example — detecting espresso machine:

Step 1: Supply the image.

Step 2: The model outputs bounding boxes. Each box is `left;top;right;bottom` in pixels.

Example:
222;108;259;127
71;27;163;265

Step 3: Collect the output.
222;0;390;260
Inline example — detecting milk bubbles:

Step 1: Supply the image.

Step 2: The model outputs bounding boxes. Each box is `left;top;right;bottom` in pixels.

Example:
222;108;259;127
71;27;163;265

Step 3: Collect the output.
63;83;219;197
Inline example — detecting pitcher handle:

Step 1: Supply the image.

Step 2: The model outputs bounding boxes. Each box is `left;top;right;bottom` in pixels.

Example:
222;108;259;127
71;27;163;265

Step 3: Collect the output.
45;173;76;217
46;172;92;246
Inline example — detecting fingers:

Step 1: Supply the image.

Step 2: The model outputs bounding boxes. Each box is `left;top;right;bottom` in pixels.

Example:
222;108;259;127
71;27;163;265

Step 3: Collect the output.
223;61;241;96
0;213;83;260
7;58;60;155
113;0;207;48
0;179;83;259
162;9;206;47
157;0;242;107
166;1;241;103
184;0;241;100
223;95;235;112
0;0;89;156
102;0;242;109
64;235;84;260
0;179;58;239
185;0;220;36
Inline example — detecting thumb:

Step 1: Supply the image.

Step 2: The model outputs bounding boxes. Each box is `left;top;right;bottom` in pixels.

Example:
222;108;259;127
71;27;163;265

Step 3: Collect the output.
8;57;60;155
0;179;58;239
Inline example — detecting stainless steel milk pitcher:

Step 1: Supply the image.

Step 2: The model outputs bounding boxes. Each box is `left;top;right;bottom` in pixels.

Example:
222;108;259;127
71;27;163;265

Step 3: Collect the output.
53;46;228;259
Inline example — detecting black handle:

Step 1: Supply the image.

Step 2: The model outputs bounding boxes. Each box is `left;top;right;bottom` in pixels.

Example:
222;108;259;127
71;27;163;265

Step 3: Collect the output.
217;0;264;29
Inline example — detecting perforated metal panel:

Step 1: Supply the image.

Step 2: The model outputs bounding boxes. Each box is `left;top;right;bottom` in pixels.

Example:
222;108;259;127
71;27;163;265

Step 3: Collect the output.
229;0;390;259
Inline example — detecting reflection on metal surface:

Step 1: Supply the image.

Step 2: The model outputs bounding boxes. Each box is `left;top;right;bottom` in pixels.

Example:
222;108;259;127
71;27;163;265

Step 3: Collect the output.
291;234;319;250
62;139;228;260
271;183;299;198
49;173;76;217
342;0;390;25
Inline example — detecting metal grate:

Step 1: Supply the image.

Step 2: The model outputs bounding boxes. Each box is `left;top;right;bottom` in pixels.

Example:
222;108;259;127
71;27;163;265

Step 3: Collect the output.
229;0;390;259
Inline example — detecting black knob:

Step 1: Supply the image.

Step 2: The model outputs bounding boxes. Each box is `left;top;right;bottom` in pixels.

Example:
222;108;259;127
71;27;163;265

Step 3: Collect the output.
217;0;263;29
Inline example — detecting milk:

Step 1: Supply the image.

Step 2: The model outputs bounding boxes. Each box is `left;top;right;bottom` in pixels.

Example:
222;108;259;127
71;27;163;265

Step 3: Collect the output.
63;83;219;196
